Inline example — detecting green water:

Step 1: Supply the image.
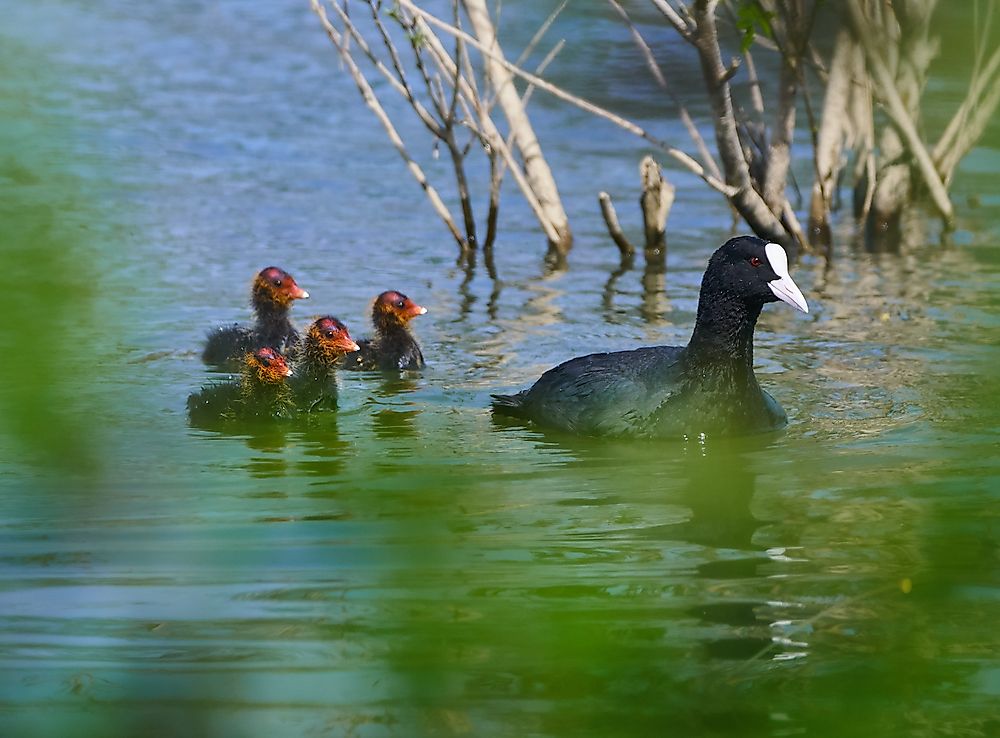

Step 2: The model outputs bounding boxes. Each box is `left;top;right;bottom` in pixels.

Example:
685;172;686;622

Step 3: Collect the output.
1;2;999;736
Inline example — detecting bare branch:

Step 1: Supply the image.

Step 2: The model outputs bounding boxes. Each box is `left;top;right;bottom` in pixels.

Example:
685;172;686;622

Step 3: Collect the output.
742;49;765;117
310;0;465;249
514;0;568;69
607;0;723;182
462;0;572;252
398;0;738;197
809;27;861;237
650;0;693;38
762;57;797;215
520;39;564;109
933;45;1000;183
495;39;566;184
327;1;443;138
414;13;563;245
689;0;790;245
366;1;414;102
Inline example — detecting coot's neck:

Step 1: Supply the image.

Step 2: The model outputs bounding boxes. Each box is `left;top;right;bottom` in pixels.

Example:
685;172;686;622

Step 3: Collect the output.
240;373;292;409
302;338;339;376
685;290;762;381
374;317;410;339
253;299;291;330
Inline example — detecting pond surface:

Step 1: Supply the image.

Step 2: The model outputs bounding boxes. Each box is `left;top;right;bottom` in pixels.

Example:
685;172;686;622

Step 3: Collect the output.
1;1;999;736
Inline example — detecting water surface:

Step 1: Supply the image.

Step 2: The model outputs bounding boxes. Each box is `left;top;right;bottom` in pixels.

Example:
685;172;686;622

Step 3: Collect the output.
1;2;999;736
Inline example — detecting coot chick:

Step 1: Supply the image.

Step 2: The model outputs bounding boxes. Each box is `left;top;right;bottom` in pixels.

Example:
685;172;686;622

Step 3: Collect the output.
291;316;360;411
188;347;295;425
341;290;427;371
491;236;809;438
202;266;309;367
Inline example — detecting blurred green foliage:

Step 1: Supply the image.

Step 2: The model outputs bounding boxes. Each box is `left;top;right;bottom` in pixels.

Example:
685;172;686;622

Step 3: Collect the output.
0;37;104;475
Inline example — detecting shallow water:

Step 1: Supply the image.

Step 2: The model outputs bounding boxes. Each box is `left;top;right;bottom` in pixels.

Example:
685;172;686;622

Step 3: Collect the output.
2;1;999;736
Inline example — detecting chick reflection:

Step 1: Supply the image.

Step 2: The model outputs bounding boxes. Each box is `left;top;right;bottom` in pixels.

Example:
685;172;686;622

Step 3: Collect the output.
241;426;292;478
295;420;350;480
368;374;422;440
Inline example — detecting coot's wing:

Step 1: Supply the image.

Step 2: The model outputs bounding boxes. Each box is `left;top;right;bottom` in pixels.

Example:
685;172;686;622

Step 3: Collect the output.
202;325;253;366
187;382;241;427
339;339;376;371
513;346;684;436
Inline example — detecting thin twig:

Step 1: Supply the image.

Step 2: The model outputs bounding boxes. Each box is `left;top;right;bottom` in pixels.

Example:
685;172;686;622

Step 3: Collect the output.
514;0;568;69
415;12;563;244
650;0;693;38
329;1;443;138
310;0;465;249
607;0;723;183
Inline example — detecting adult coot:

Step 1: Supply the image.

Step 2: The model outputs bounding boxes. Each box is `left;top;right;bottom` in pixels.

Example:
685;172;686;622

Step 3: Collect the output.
341;290;427;371
491;236;809;438
202;266;309;367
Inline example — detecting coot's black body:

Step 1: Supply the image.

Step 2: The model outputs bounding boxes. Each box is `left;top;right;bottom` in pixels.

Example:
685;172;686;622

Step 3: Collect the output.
341;290;427;372
202;267;309;367
350;334;425;372
491;237;809;438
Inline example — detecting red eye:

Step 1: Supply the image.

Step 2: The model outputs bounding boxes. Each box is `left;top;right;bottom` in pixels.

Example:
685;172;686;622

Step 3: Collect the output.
749;256;762;267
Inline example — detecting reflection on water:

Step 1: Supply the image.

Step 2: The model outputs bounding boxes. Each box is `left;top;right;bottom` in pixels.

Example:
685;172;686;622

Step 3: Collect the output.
602;251;671;324
2;0;999;736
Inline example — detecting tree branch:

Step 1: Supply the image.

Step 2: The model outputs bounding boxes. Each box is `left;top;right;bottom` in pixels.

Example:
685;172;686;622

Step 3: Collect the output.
310;0;465;249
608;0;723;183
397;0;738;197
462;0;572;253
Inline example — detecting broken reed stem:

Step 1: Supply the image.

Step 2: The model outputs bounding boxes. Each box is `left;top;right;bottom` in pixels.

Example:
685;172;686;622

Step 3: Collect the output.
598;192;636;258
640;155;674;256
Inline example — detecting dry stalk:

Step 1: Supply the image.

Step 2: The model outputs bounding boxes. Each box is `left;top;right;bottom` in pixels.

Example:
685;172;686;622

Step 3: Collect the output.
845;0;954;223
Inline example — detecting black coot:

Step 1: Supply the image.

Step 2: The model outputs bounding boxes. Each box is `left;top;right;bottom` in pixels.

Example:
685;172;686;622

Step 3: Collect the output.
202;266;309;367
491;236;809;438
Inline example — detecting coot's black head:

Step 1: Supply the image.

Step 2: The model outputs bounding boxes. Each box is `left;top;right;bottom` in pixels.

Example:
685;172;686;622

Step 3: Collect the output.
704;236;809;313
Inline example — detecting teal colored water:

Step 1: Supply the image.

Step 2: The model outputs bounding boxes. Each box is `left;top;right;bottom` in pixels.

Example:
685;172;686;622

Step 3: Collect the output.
1;2;999;736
